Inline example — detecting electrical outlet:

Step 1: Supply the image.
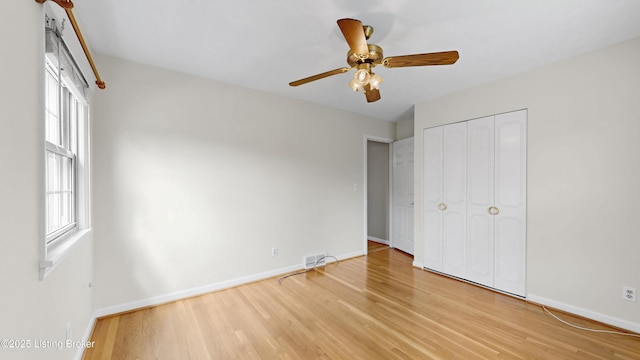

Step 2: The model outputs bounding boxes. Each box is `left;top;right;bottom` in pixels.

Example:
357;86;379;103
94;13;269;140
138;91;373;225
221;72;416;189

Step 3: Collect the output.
623;286;637;302
271;247;278;257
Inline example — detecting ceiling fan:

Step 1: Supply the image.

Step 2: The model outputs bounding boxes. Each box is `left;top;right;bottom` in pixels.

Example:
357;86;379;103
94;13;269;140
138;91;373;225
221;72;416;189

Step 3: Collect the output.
289;18;459;103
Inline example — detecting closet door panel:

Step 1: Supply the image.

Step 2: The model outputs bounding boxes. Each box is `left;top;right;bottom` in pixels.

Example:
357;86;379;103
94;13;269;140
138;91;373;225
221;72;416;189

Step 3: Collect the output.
495;111;527;208
493;110;527;296
442;122;467;278
468;214;493;286
466;116;495;287
468;117;494;206
423;127;444;271
495;215;525;295
443;211;466;276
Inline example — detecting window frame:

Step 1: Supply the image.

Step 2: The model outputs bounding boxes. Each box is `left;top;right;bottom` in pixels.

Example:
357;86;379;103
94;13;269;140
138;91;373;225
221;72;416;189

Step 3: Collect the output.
44;61;79;244
40;8;92;280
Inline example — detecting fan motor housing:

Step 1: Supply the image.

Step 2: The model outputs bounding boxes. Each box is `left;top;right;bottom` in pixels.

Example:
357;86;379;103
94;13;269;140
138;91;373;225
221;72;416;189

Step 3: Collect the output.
347;44;383;67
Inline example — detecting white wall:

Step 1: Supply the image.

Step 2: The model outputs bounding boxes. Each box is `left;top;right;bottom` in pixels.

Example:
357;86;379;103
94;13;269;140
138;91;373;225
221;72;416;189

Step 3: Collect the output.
367;141;390;241
0;2;94;360
92;55;395;311
414;37;640;331
395;118;415;140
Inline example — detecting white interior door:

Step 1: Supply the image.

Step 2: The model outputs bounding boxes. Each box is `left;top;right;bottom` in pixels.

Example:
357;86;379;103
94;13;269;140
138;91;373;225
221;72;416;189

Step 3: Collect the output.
423;127;444;271
442;122;467;278
493;110;527;296
392;137;414;255
467;116;495;288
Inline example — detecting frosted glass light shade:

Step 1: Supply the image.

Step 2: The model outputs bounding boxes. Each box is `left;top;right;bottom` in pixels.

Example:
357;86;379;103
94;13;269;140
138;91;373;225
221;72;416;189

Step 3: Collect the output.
354;69;370;85
349;78;363;91
369;73;383;90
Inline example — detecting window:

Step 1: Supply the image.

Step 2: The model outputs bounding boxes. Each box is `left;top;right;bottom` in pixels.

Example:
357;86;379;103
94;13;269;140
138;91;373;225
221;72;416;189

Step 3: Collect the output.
40;13;91;279
45;60;79;242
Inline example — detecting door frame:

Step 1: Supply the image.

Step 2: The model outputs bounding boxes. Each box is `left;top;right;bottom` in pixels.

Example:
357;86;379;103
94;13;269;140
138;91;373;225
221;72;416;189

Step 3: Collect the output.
363;135;394;255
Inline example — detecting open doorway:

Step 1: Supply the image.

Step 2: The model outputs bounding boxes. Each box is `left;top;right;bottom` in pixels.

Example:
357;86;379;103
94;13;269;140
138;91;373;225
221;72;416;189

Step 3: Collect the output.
364;136;415;256
364;136;393;255
367;140;391;247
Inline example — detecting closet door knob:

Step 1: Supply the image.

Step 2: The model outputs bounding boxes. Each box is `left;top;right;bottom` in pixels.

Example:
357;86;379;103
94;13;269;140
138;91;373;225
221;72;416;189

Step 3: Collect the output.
487;206;500;215
438;203;447;211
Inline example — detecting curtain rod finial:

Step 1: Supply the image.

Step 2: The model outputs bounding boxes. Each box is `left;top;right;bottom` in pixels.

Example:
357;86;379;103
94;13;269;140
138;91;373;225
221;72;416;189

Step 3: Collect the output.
96;80;106;90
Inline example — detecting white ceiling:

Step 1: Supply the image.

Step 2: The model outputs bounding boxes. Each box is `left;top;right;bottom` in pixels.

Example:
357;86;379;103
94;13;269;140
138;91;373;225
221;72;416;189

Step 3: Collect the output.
73;0;640;122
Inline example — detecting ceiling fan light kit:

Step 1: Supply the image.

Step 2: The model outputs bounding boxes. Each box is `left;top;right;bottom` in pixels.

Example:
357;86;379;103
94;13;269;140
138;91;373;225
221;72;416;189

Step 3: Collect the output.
289;18;459;103
349;64;383;92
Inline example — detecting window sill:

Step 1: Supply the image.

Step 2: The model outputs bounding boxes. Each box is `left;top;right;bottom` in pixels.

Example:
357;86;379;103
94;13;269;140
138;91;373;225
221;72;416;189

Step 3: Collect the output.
39;228;91;280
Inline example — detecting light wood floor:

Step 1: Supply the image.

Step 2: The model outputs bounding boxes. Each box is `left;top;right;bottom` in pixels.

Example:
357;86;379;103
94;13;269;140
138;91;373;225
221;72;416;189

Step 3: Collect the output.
83;245;640;359
367;240;390;253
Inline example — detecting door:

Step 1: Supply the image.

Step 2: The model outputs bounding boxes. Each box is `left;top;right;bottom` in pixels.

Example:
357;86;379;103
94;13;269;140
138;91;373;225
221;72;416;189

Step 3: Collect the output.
424;123;467;274
466;110;527;296
493;110;527;296
423;110;527;297
467;116;495;288
423;127;443;271
442;122;467;278
392;137;414;255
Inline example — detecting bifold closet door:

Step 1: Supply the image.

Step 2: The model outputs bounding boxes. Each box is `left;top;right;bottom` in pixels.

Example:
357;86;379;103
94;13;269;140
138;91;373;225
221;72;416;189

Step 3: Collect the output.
442;122;467;278
423;127;443;271
466;110;527;296
493;111;527;296
424;110;526;297
423;122;467;275
467;116;495;288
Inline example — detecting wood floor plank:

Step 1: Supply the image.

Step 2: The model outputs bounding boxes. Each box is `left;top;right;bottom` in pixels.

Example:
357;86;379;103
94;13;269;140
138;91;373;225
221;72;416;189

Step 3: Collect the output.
83;248;640;359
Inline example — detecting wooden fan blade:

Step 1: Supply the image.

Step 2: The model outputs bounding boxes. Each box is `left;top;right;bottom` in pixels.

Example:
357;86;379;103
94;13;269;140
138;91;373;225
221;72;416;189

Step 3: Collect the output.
337;18;369;58
289;67;350;87
383;51;459;68
364;84;381;103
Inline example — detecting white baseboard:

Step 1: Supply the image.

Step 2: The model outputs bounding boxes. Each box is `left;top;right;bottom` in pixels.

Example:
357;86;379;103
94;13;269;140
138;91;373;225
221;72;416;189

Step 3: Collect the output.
368;236;389;245
94;250;366;319
412;260;424;269
74;312;97;360
527;294;640;334
94;263;301;318
336;250;366;261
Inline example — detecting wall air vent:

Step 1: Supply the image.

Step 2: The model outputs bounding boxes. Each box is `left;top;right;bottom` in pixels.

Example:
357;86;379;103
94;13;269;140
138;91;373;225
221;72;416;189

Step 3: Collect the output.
303;253;326;270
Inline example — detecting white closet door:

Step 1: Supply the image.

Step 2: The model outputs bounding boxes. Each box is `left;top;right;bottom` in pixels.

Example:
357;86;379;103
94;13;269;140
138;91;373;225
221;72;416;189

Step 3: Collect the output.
442;122;467;278
467;116;495;288
493;110;527;296
423;127;443;271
